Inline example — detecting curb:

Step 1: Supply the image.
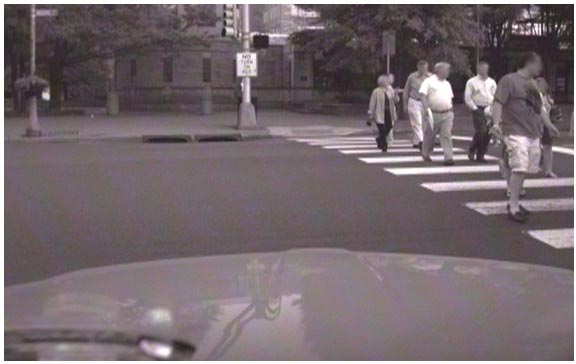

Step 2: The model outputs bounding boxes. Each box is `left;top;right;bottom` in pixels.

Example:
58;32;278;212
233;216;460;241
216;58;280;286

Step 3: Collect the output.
4;130;274;144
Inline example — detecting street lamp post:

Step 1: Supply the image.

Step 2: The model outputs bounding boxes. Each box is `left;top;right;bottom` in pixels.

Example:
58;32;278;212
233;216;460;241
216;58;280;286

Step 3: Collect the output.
26;4;41;137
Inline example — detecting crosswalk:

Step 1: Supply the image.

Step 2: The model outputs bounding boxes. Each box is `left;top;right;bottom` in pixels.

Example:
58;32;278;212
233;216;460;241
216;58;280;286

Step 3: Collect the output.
288;135;574;249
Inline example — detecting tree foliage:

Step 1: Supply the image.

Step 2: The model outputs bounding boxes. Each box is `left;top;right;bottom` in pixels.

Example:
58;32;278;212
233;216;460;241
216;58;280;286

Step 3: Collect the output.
292;5;478;76
480;5;524;48
5;4;210;111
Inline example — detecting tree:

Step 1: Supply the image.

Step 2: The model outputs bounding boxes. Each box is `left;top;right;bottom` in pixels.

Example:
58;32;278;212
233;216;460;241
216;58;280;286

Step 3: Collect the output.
5;5;29;112
480;5;524;49
292;4;479;84
480;5;573;78
5;5;209;112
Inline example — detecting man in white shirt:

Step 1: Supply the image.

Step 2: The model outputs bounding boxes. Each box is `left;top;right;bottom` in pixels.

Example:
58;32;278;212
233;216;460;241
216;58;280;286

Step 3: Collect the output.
419;62;455;165
464;61;497;162
403;60;432;149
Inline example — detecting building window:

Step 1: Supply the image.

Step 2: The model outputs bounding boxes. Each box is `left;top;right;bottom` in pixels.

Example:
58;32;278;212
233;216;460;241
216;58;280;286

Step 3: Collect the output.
163;56;173;83
130;59;136;82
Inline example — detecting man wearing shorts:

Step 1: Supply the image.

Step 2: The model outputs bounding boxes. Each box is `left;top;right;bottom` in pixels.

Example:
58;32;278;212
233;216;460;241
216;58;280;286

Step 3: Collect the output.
491;52;559;223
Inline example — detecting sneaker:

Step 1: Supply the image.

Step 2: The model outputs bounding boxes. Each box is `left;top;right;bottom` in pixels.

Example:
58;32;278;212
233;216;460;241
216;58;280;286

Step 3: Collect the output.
507;203;530;216
476;156;488;163
443;159;455;166
507;205;528;223
545;171;558;178
468;150;475;161
422;155;432;162
519;204;530;216
413;144;420;149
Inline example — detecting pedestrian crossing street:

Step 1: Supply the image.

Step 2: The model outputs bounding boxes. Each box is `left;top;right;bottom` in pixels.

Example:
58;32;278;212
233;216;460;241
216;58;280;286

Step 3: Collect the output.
288;135;574;250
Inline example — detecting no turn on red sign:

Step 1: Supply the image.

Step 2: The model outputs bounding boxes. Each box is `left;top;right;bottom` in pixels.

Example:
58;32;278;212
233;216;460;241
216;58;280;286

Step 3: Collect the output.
236;52;257;77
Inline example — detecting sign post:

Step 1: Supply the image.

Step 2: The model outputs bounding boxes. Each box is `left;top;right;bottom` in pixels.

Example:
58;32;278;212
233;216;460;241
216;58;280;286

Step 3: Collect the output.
382;30;396;75
237;4;257;129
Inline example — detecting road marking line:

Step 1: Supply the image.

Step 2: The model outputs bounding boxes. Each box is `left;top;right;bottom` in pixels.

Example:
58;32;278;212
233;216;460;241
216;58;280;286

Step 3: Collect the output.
385;165;500;175
422;177;574;192
452;135;574;156
319;143;380;148
465;198;573;215
309;141;414;147
321;143;415;149
292;137;412;142
359;154;496;164
525;229;574;249
338;148;464;155
552;146;575;156
451;135;473;141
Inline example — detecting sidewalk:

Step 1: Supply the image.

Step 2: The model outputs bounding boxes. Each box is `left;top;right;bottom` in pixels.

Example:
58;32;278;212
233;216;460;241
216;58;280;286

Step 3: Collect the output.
4;104;574;143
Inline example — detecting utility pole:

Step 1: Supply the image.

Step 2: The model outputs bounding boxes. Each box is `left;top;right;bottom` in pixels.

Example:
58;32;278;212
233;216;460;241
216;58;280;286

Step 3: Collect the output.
237;4;257;129
26;4;41;137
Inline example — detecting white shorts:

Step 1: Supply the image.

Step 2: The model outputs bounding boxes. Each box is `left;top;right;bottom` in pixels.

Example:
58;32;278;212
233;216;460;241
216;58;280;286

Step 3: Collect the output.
503;135;541;174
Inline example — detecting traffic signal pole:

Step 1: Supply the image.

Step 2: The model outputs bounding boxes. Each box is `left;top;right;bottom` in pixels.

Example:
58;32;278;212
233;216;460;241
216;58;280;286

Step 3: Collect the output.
237;4;257;129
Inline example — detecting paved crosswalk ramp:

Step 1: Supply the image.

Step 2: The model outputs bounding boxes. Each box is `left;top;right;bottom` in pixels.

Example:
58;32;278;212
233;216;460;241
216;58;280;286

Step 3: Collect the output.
288;135;574;249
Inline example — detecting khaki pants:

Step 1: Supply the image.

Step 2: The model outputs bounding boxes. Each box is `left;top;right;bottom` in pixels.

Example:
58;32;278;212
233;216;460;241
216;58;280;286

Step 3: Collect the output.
407;98;423;144
422;111;454;161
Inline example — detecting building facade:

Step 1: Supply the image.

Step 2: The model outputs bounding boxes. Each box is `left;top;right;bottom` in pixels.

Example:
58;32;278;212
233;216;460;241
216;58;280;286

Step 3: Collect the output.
114;4;316;111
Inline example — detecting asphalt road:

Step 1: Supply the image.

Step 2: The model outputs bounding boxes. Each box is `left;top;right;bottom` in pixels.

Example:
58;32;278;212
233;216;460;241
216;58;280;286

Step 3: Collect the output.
5;136;574;285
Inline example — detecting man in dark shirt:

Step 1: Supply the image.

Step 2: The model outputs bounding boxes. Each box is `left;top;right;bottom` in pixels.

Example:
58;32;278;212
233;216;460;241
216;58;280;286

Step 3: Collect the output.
491;52;559;223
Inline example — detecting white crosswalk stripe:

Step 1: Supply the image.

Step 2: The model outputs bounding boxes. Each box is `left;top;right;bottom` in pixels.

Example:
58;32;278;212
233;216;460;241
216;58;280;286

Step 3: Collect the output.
465;198;573;215
525;229;574;249
385;165;500;175
290;137;377;142
338;148;464;155
422;177;574;192
322;143;415;149
360;154;496;164
309;141;413;147
452;134;575;156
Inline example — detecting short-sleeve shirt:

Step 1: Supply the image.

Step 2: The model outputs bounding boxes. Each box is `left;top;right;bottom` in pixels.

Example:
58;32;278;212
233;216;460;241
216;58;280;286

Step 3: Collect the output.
405;72;432;100
419;75;454;111
494;72;543;138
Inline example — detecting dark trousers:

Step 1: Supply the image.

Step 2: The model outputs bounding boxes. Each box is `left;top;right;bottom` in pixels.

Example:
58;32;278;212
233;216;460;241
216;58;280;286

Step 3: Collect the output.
375;117;393;150
469;106;490;159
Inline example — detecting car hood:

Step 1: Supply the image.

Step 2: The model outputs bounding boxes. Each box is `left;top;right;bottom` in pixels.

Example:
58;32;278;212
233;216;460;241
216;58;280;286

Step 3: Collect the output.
5;249;574;360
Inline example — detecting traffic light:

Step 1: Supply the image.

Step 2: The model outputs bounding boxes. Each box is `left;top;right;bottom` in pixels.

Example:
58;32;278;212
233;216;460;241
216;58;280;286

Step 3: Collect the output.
221;4;237;38
252;34;269;49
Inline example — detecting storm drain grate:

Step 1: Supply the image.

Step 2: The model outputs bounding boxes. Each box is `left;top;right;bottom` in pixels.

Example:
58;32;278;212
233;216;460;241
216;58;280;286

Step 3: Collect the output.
195;133;242;142
142;135;192;143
